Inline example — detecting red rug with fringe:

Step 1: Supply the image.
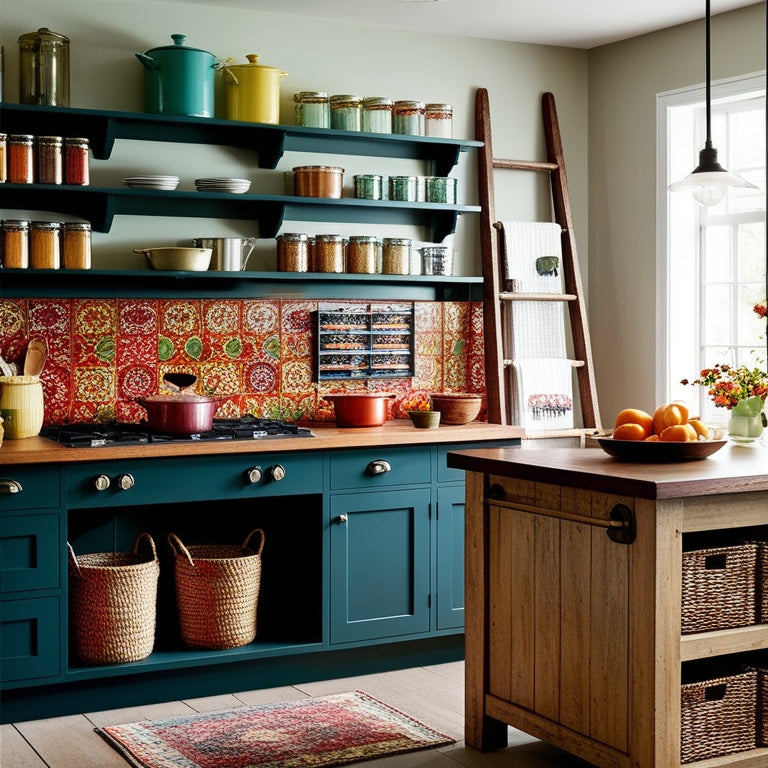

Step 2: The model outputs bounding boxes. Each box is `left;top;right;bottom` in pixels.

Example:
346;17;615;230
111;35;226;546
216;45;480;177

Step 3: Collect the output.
97;690;454;768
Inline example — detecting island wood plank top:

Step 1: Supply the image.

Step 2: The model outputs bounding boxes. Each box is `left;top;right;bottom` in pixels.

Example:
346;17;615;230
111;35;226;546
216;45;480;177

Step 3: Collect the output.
447;443;768;499
0;422;524;466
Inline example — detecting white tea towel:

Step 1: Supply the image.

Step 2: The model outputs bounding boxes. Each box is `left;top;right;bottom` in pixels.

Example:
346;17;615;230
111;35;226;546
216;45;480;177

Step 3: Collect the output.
508;301;568;359
512;358;575;433
499;221;564;294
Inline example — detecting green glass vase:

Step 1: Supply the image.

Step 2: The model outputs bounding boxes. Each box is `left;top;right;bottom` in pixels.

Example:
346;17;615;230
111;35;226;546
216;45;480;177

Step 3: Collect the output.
727;396;765;445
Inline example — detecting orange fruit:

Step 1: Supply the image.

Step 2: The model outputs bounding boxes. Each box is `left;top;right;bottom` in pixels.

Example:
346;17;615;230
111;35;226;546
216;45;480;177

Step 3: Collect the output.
613;423;648;441
688;419;709;439
644;434;660;441
653;403;688;434
614;408;654;438
659;423;698;442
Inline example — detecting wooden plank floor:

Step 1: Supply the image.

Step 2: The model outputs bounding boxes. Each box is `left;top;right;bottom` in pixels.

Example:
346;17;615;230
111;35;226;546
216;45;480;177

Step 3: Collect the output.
1;661;594;767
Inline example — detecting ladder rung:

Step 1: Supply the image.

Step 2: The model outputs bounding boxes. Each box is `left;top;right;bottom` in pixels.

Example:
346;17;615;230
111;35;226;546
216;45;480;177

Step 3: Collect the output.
492;158;559;172
503;359;585;368
499;292;577;302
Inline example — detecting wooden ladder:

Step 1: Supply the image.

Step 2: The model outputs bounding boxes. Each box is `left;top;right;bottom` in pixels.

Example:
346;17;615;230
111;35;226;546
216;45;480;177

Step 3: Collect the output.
476;87;601;439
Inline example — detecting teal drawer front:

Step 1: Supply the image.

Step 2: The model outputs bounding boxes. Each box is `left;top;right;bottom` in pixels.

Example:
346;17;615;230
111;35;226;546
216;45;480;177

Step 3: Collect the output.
66;452;323;508
0;596;59;682
330;447;430;490
0;514;60;594
0;466;59;512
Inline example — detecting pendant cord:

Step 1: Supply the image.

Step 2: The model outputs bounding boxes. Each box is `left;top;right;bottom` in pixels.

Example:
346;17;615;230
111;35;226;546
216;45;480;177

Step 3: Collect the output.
704;0;712;148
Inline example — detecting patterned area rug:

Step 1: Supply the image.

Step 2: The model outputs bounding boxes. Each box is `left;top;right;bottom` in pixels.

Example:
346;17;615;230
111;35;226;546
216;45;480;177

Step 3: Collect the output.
97;690;454;768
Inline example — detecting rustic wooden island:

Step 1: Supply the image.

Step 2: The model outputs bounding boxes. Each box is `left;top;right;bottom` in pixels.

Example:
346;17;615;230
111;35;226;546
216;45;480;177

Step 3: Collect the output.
447;444;768;768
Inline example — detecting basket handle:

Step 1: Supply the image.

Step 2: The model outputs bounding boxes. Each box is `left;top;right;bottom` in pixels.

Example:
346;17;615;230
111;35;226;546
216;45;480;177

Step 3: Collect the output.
67;541;82;576
167;532;195;567
133;532;158;562
243;528;265;556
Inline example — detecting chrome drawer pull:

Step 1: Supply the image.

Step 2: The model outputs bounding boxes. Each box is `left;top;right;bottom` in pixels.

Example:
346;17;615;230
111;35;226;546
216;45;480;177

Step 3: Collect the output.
366;459;391;475
0;479;23;494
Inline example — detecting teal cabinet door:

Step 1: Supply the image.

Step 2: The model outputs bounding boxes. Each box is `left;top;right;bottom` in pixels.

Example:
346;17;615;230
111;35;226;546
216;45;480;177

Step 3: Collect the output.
436;484;465;630
329;488;431;644
0;596;60;682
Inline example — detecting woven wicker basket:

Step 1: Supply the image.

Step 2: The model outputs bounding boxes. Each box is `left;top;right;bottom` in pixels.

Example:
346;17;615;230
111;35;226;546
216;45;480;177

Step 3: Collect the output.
68;533;159;665
680;668;757;763
168;529;264;650
681;543;758;634
758;541;768;624
758;665;768;747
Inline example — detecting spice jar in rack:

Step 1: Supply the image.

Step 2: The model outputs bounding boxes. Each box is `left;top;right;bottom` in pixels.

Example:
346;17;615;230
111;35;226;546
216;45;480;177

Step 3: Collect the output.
37;136;63;184
62;222;91;269
30;221;61;269
64;138;90;185
1;220;30;268
346;235;381;274
313;234;345;273
276;232;309;272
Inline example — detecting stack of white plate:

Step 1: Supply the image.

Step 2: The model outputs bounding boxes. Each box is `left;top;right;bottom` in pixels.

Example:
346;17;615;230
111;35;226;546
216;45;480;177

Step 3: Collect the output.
122;175;180;191
194;178;251;194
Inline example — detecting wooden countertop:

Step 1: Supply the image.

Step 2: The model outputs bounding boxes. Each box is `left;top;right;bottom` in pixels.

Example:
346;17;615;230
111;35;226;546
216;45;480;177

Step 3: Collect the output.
0;421;524;466
447;442;768;499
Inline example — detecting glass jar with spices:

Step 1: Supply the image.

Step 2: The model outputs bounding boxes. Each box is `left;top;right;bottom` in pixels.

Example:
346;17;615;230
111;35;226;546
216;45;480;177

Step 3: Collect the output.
362;97;393;134
8;134;34;184
388;175;418;202
330;95;362;131
1;220;30;269
313;234;345;272
37;135;63;184
354;174;384;200
346;235;381;274
64;137;90;185
62;222;91;269
0;133;6;183
294;91;330;128
276;232;309;272
425;103;453;138
382;238;411;275
393;100;425;135
30;221;61;269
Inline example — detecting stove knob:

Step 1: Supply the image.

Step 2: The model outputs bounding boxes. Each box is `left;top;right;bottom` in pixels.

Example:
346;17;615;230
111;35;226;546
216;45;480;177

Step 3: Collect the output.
116;473;135;490
245;466;263;484
268;464;286;482
92;474;111;491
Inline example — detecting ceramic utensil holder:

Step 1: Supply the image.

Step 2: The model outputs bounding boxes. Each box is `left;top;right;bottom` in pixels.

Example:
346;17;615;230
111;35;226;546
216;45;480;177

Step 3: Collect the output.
0;375;44;438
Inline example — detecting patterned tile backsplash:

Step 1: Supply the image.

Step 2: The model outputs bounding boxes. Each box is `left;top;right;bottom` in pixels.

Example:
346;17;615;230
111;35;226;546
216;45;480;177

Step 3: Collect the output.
0;298;486;425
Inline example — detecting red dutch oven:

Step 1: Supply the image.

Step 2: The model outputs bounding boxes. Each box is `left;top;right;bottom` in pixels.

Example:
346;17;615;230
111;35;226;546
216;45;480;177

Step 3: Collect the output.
137;394;224;434
323;393;395;427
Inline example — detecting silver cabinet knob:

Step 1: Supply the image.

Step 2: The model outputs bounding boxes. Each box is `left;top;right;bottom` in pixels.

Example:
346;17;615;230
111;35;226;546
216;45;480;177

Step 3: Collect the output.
269;464;286;482
92;474;111;491
337;514;348;523
0;479;23;494
366;459;391;475
116;473;135;490
245;466;263;484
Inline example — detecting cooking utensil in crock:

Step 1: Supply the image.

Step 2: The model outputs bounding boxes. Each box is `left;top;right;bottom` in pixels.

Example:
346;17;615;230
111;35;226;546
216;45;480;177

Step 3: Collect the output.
136;394;225;434
23;337;48;377
322;393;395;427
163;372;197;393
192;237;257;271
221;54;287;124
135;247;212;271
135;34;219;117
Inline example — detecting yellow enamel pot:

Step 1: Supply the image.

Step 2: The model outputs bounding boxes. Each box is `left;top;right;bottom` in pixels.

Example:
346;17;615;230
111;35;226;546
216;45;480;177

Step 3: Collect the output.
222;54;288;124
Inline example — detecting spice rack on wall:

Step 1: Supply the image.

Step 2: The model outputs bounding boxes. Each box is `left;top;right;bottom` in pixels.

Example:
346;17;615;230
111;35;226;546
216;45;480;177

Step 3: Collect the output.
0;102;483;300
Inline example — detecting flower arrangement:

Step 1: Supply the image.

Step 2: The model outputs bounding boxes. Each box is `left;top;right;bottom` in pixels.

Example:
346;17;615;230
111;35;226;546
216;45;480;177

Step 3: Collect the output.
681;364;768;410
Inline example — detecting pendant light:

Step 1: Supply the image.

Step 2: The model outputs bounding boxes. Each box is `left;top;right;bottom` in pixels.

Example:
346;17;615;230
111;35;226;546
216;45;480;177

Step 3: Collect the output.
668;0;758;206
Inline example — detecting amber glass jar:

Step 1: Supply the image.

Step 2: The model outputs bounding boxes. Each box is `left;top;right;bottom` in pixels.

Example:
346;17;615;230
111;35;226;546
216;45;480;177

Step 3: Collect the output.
37;136;63;184
312;234;345;272
62;222;91;269
8;134;34;183
1;220;30;268
64;138;90;185
276;232;309;272
30;221;61;269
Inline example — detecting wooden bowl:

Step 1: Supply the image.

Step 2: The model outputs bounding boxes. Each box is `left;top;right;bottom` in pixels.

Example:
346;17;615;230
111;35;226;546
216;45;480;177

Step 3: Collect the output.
430;393;482;425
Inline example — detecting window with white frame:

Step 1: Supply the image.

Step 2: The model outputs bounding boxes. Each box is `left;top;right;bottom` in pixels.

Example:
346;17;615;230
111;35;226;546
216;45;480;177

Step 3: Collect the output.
659;74;766;424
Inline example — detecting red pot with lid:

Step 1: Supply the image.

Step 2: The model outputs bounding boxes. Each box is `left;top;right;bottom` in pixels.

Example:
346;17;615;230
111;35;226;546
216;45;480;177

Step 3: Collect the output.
323;393;395;427
137;394;225;434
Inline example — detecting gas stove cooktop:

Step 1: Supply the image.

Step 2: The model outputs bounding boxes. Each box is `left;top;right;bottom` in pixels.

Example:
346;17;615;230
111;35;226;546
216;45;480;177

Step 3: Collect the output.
41;416;314;448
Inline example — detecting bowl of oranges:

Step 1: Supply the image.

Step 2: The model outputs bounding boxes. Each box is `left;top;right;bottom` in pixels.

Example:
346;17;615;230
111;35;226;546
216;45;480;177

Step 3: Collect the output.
596;402;727;461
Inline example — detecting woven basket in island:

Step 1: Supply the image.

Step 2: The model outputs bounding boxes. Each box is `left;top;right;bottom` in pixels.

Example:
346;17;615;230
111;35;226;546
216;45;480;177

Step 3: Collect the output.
168;528;265;650
68;533;159;665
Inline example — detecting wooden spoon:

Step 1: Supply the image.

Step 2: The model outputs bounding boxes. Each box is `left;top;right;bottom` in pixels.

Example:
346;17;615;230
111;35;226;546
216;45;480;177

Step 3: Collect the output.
163;372;197;393
23;338;48;377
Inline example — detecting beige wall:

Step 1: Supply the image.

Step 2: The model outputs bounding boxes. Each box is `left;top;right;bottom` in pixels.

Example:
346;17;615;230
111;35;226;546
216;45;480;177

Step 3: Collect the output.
587;3;766;423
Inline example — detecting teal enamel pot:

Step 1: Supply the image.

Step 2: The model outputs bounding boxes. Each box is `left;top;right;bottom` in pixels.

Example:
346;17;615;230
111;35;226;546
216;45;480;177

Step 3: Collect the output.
136;34;218;117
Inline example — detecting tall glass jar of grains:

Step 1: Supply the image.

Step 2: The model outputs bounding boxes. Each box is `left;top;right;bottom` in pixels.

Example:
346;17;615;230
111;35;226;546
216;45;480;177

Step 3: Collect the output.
62;222;91;269
37;135;63;184
64;137;90;185
330;95;361;131
30;221;61;269
1;220;30;268
0;133;7;183
393;100;425;135
276;232;309;272
425;103;453;138
312;234;345;272
362;97;393;133
346;235;381;274
382;238;411;275
8;134;34;183
294;91;330;128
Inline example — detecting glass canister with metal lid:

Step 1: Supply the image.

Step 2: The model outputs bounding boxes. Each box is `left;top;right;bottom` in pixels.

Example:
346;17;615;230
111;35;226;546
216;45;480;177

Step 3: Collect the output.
276;232;310;272
312;234;345;273
393;100;425;136
294;91;330;128
37;136;63;185
382;238;412;275
425;103;453;138
1;220;30;269
362;97;393;134
346;235;381;274
330;95;362;131
30;221;61;269
18;27;70;107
